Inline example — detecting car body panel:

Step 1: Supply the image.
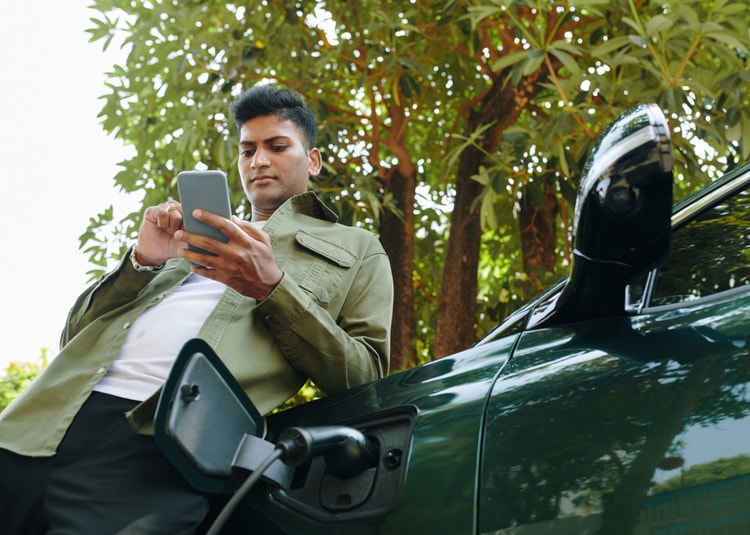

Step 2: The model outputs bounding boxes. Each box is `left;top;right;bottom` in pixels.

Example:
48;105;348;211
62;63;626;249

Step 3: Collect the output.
226;334;517;534
480;291;750;533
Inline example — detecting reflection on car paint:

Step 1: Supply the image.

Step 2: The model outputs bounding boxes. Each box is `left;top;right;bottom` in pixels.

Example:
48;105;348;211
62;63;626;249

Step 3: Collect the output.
479;297;750;534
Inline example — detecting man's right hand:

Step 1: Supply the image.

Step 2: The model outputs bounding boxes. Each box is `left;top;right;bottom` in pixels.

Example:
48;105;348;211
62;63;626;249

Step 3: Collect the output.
134;201;186;267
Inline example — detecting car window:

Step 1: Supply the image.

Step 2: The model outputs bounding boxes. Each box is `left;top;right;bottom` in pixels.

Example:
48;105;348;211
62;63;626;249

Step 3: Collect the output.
649;184;750;306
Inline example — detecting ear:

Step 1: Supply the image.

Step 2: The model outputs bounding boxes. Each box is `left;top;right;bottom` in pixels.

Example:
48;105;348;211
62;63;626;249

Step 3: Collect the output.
308;148;323;177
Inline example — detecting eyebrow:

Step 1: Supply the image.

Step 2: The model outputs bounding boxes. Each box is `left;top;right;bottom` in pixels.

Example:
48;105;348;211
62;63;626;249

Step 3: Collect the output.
238;135;291;147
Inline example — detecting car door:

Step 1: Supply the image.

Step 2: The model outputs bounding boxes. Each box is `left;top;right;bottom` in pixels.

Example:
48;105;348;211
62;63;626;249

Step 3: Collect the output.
479;166;750;534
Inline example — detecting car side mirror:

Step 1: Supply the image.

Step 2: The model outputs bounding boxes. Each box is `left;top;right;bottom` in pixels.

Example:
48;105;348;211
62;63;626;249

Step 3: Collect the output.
529;103;674;328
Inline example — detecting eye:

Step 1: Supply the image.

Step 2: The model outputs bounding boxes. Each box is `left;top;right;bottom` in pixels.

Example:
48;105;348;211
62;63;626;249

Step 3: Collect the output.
240;149;256;157
272;144;287;152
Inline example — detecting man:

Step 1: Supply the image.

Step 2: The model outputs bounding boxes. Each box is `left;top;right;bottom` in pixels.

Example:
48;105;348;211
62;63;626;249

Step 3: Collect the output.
0;85;393;534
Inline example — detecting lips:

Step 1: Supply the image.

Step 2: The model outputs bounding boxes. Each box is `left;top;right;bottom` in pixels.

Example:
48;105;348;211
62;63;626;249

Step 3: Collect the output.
251;175;275;183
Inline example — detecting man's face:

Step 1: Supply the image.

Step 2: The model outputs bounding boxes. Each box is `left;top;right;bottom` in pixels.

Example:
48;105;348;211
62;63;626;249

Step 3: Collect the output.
238;115;321;219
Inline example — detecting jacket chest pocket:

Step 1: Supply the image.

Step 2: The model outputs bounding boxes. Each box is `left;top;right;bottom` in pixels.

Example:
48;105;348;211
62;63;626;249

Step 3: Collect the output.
288;230;357;305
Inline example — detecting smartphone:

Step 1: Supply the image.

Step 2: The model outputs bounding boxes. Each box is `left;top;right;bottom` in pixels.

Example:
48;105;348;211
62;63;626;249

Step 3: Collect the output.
176;170;232;259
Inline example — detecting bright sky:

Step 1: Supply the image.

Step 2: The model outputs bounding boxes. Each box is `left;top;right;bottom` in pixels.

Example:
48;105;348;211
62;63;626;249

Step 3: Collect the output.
0;1;135;368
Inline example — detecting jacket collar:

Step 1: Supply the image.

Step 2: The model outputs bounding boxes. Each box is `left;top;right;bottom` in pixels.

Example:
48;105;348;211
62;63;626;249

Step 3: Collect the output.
261;191;339;238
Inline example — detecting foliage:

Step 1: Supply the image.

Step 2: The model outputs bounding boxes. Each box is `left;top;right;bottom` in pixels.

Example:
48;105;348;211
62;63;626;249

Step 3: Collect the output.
82;0;750;365
0;351;49;414
274;380;323;413
0;349;320;414
652;454;750;495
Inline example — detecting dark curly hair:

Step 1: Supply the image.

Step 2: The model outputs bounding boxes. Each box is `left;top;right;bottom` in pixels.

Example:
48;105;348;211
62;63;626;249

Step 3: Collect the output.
229;84;317;150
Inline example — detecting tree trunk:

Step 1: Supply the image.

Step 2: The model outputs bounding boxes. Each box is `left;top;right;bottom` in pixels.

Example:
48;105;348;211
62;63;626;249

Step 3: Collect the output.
433;67;554;359
432;145;485;358
379;165;417;371
519;183;559;296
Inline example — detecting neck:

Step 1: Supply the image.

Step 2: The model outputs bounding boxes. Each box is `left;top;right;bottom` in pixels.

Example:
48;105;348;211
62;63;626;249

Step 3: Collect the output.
250;206;275;223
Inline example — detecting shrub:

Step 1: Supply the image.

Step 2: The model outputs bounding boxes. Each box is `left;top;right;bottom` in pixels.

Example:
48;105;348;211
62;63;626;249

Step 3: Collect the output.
0;350;49;414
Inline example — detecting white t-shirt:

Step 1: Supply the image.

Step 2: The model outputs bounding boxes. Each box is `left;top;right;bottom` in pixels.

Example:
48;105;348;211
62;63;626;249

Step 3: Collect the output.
93;273;227;401
95;221;266;401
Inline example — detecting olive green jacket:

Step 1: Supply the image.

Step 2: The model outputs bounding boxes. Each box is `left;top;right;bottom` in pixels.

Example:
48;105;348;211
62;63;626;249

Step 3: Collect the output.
0;193;393;457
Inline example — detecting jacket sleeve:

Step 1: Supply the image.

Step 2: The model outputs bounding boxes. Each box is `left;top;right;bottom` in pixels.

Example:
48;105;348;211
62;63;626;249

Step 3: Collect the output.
256;236;393;395
60;247;160;347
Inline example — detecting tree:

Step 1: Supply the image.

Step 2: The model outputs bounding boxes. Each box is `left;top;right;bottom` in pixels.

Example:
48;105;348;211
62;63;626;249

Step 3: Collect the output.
434;0;750;356
652;454;750;495
85;0;750;367
0;351;49;414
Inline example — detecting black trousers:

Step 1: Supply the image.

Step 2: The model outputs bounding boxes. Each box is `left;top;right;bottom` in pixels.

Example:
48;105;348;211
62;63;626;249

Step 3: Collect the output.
0;391;212;535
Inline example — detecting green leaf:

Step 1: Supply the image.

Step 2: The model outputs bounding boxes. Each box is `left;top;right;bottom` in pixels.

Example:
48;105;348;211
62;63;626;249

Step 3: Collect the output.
676;4;700;29
480;188;498;229
465;5;503;25
548;48;581;74
621;16;645;36
492;50;530;72
628;35;648;48
591;35;633;57
715;2;750;16
704;32;748;53
742;110;750;160
522;54;545;76
556;142;570;177
549;40;583;56
472;165;490;186
645;15;673;36
569;0;611;6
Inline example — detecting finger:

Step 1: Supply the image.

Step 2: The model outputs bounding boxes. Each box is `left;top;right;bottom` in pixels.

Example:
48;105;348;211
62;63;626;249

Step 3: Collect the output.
175;229;223;259
192;210;254;246
191;208;233;230
184;249;219;271
156;202;184;231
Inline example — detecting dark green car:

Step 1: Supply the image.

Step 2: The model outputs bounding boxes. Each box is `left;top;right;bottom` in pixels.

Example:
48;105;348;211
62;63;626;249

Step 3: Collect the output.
158;104;750;534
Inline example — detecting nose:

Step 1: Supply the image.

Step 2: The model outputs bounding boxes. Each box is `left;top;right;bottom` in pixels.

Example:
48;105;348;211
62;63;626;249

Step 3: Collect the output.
251;147;270;169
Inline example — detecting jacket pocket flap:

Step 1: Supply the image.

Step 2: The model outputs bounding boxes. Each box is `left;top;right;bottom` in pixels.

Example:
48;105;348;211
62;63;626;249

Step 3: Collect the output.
295;230;356;268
